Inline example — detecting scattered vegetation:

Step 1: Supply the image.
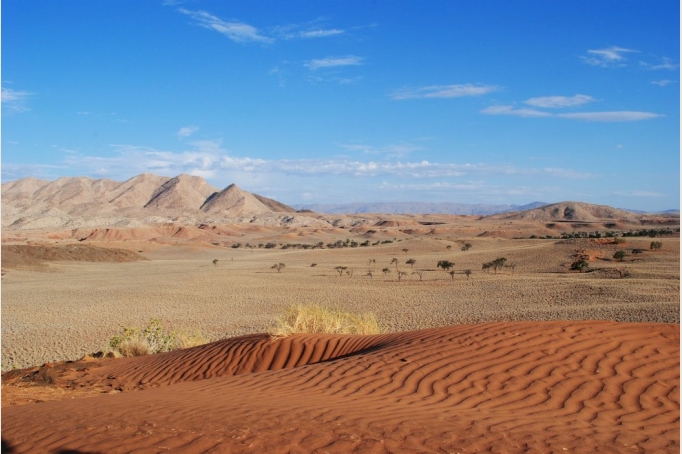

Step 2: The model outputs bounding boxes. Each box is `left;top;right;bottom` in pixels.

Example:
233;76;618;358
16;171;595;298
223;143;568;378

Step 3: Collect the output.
461;243;472;251
271;263;286;273
613;250;627;262
268;304;382;337
109;319;208;358
482;257;508;274
650;241;663;250
406;258;416;267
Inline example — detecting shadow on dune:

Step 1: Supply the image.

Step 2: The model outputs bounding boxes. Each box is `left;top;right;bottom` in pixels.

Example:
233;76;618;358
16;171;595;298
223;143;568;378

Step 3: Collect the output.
2;439;100;454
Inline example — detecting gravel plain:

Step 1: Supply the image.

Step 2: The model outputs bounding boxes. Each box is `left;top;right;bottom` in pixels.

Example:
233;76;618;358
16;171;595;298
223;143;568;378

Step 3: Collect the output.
2;235;679;371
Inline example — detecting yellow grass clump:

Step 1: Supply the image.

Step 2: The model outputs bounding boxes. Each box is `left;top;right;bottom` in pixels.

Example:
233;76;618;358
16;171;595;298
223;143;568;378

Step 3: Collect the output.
269;304;382;338
109;319;209;357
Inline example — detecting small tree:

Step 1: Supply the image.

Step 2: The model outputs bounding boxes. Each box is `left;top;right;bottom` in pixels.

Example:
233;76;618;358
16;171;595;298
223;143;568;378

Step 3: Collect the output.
650;241;663;250
335;266;348;277
406;258;416;267
396;270;408;281
402;248;409;253
463;269;472;280
366;270;373;279
631;249;644;255
272;263;286;273
382;267;391;278
412;270;424;281
391;258;399;267
437;260;454;272
613;250;627;262
212;259;219;267
446;245;452;250
461;243;472;252
448;270;456;281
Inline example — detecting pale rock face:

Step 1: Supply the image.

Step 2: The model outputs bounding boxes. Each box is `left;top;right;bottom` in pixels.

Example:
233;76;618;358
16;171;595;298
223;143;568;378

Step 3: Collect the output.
1;173;304;230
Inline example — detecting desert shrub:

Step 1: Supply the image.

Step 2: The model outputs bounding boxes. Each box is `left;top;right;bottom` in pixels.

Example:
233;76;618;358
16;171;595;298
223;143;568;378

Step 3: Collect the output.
269;304;382;338
613;250;627;262
570;258;589;272
650;241;663;250
109;319;208;358
437;260;454;271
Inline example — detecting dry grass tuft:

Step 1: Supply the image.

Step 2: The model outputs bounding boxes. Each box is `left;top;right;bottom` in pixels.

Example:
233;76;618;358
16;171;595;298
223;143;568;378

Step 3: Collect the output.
269;304;382;338
109;319;209;357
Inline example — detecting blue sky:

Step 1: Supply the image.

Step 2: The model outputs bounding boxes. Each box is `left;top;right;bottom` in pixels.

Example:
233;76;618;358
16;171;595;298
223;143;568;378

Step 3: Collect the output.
2;1;679;211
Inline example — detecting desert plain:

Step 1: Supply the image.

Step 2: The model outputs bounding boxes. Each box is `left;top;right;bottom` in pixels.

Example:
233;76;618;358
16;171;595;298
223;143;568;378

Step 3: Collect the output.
1;176;680;453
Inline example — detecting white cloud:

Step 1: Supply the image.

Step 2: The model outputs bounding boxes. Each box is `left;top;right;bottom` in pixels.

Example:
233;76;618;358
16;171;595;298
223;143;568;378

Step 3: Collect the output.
480;105;551;117
557;111;661;122
524;94;594;108
390;84;499;100
643;57;679;71
651;79;676;86
178;9;272;43
299;29;344;38
177;126;199;138
582;46;638;67
2;87;33;112
305;56;364;70
481;105;660;122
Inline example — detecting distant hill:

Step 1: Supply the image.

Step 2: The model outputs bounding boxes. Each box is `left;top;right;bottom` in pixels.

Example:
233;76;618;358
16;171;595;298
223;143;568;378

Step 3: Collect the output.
292;201;548;215
486;201;641;222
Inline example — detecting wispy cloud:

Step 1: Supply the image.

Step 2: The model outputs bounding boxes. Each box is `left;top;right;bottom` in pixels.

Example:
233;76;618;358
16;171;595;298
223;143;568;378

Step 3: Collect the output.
299;29;344;38
480;105;551;118
52;141;592;183
642;57;679;71
176;125;199;138
178;9;272;43
556;111;661;122
651;79;676;87
2;87;33;112
340;143;423;159
482;105;660;122
524;94;594;108
582;46;639;67
304;56;364;70
390;83;499;100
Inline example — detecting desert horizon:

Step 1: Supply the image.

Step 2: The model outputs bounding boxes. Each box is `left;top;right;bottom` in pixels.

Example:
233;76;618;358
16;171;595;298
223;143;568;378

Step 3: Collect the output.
2;186;679;452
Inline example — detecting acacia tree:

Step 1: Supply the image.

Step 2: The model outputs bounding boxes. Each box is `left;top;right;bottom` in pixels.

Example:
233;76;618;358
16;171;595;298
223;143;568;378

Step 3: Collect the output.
412;270;424;281
382;267;391;278
212;259;219;267
650;241;663;250
464;269;472;280
335;266;348;277
448;270;456;281
366;270;373;279
396;270;408;281
437;260;454;272
391;258;399;267
406;258;416;267
271;263;285;273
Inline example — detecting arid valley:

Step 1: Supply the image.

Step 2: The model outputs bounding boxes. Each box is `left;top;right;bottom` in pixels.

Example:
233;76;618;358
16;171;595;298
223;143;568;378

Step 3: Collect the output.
1;175;679;453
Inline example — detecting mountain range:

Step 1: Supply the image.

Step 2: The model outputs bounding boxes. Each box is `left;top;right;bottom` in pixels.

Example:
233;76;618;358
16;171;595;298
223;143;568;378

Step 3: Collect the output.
2;173;676;231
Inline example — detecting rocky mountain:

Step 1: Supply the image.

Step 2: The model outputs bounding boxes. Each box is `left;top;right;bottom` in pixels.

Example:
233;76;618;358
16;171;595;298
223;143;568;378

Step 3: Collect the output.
1;174;296;230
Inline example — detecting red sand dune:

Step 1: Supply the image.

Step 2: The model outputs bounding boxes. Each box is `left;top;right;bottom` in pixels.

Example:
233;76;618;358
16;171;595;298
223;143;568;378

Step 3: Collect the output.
2;321;679;453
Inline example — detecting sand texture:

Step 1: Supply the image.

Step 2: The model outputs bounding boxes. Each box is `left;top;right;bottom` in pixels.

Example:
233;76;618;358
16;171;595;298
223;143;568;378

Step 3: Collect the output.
2;321;679;453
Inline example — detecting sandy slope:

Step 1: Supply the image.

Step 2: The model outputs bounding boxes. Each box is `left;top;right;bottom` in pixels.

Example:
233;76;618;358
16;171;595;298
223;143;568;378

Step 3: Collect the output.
2;321;678;453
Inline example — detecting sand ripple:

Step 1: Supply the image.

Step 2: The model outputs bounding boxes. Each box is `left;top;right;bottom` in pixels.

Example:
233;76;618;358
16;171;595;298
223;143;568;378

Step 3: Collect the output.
2;321;679;453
